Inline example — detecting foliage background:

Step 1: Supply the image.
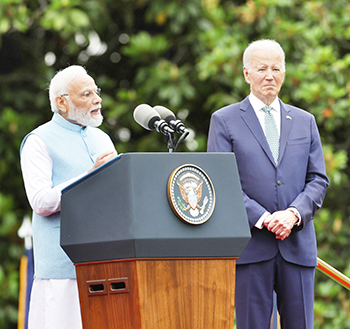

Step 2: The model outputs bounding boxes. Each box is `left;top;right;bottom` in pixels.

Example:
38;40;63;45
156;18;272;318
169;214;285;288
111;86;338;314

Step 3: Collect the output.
1;0;350;328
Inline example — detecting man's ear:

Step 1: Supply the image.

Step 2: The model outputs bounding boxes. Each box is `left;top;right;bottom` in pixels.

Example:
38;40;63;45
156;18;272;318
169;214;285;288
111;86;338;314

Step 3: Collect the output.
243;67;250;84
55;96;69;113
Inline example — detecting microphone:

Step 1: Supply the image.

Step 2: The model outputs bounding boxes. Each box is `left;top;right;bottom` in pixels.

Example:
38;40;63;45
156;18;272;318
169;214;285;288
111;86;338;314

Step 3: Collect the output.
153;105;189;134
133;104;174;135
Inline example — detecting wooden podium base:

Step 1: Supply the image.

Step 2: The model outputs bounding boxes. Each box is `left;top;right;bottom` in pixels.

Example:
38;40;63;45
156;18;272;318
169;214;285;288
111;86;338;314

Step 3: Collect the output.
75;258;236;329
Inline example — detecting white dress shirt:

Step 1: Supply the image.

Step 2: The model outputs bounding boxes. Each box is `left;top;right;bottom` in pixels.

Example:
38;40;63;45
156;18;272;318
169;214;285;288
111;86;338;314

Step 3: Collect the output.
249;93;281;136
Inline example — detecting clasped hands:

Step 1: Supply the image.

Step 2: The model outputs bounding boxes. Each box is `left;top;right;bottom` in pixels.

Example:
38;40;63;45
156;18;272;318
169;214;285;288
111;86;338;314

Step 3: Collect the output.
264;210;299;241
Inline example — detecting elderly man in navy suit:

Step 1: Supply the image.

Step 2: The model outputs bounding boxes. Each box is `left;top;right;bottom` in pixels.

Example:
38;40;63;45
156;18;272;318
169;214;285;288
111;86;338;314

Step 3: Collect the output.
207;39;329;329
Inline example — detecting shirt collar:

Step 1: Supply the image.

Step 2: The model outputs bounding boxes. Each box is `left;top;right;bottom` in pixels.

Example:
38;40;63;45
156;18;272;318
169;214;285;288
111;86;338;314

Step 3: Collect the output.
248;93;280;113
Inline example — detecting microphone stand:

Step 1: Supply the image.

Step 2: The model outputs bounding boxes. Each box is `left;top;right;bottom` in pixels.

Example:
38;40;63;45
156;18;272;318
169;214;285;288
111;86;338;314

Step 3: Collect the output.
166;131;175;153
174;130;189;151
166;130;189;153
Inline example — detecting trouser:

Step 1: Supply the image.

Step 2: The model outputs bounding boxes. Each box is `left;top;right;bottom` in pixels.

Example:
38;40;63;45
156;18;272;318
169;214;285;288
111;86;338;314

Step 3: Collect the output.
235;252;315;329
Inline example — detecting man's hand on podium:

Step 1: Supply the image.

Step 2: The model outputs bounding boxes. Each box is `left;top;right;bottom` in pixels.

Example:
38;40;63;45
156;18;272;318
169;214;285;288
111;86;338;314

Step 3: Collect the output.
88;149;118;173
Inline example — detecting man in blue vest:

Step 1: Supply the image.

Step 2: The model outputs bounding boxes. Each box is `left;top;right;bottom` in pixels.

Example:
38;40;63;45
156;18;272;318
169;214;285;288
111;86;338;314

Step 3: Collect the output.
20;65;118;329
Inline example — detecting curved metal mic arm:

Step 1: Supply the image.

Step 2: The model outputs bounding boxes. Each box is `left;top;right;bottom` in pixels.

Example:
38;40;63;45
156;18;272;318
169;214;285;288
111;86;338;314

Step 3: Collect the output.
173;130;189;152
165;131;175;153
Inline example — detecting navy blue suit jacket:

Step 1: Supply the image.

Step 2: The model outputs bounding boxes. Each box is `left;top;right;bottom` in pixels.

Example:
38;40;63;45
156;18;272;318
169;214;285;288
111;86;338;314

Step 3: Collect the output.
207;97;329;267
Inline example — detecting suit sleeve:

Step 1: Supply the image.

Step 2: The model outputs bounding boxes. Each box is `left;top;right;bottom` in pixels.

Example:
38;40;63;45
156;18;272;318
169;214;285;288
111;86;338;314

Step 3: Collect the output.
288;115;329;228
207;111;233;153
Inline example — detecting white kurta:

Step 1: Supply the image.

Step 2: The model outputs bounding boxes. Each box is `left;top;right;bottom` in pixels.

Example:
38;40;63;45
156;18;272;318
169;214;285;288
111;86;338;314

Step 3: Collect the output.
28;279;83;329
21;134;85;329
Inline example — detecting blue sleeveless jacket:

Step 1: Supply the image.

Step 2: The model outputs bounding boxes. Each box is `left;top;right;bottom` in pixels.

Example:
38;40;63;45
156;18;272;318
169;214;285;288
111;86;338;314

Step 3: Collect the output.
21;113;114;278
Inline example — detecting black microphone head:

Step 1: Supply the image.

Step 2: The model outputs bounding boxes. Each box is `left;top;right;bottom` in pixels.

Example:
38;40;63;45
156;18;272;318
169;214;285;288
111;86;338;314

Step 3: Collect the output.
153;105;176;123
133;104;161;130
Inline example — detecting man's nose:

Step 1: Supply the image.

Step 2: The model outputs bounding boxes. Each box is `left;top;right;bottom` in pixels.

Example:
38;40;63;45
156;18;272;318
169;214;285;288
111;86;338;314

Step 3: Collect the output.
265;70;274;79
92;93;102;103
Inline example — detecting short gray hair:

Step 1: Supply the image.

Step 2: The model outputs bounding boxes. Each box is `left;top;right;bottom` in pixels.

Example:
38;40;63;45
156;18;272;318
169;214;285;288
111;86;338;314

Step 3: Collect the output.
49;65;88;113
243;39;285;72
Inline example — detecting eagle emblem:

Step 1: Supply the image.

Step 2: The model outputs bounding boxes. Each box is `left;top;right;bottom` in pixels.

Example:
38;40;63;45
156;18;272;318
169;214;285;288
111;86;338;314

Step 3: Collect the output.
176;172;208;217
167;164;215;225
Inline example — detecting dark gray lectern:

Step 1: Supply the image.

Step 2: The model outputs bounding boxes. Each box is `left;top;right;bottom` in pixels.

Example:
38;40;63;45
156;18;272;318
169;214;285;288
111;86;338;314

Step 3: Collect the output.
60;152;250;329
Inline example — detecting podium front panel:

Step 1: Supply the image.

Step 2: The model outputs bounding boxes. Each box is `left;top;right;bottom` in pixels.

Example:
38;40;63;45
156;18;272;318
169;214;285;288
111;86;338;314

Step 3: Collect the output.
61;153;250;263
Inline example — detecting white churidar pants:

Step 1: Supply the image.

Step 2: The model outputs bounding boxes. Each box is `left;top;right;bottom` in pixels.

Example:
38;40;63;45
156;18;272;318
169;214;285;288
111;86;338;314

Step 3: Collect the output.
28;278;83;329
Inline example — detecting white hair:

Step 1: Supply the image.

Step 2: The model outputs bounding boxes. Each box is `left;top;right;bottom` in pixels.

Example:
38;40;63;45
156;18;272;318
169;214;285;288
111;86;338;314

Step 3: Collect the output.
243;39;285;72
49;65;88;113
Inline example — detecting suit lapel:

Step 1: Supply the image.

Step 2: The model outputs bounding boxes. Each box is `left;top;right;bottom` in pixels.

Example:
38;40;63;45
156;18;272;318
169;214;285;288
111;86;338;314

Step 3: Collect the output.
240;98;276;166
279;101;293;163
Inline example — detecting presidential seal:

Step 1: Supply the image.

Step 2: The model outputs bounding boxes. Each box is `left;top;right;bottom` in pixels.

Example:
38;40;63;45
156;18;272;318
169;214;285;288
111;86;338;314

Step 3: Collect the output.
167;164;216;225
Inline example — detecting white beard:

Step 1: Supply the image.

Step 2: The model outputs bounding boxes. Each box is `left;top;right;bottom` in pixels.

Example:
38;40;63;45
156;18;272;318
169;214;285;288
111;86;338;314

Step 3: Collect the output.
67;99;103;127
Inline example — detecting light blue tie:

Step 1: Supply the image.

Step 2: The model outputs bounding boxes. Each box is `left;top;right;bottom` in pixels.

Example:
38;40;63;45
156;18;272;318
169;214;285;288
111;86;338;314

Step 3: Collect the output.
262;105;280;165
